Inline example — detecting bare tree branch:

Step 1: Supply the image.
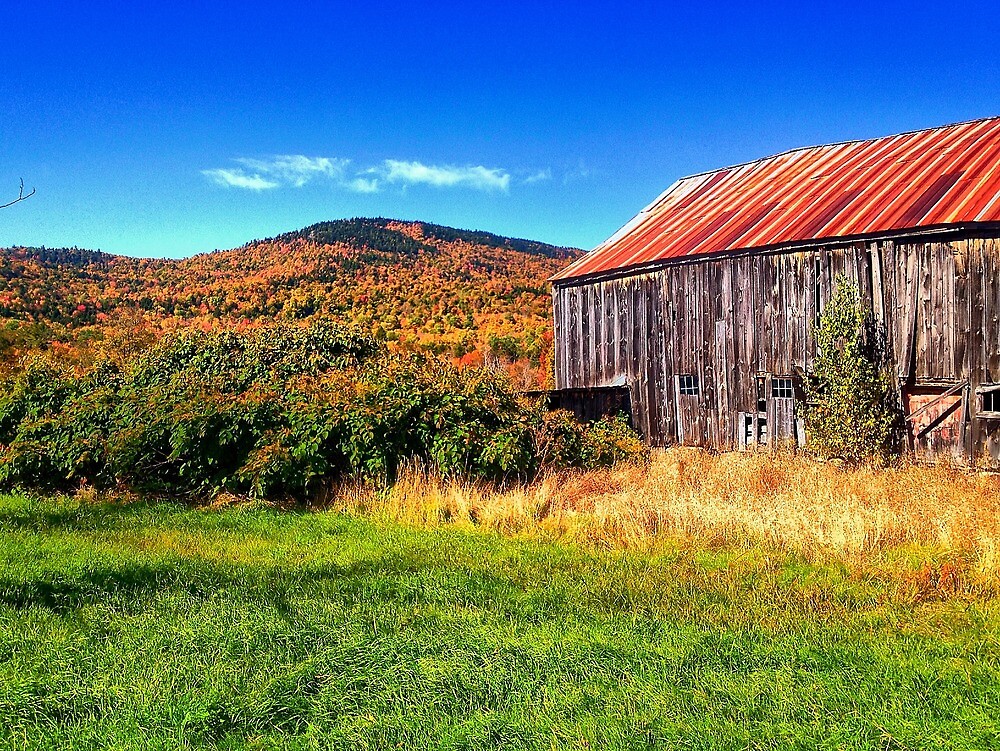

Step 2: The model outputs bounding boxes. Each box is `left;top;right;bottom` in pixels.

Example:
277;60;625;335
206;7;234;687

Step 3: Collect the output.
0;178;36;209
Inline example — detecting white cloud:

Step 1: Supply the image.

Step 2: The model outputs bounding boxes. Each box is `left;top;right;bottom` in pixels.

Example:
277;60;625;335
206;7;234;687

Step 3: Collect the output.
346;177;380;193
562;161;593;185
523;169;552;184
201;168;279;191
382;160;511;192
235;155;349;187
204;155;515;193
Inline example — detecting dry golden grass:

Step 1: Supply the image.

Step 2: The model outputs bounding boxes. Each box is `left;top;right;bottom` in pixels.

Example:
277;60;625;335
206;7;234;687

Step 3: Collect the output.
330;448;1000;582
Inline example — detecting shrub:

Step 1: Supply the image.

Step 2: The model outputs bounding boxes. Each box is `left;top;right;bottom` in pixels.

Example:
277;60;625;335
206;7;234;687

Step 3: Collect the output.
532;410;648;471
128;319;380;391
532;410;591;469
583;414;649;467
804;277;901;464
0;321;644;499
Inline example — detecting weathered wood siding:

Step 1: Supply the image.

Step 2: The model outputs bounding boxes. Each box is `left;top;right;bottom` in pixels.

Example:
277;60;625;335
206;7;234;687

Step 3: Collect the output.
553;234;1000;464
554;272;668;442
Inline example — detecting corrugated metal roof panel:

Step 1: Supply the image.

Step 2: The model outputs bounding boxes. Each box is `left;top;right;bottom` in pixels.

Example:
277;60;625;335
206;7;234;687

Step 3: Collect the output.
553;116;1000;282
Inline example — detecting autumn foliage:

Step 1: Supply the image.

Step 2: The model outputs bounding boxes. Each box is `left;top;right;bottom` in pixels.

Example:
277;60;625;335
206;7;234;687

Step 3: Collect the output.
0;218;578;387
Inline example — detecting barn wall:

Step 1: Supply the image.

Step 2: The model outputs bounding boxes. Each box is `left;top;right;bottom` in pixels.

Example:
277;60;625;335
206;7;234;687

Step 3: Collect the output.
553;272;668;443
552;235;1000;463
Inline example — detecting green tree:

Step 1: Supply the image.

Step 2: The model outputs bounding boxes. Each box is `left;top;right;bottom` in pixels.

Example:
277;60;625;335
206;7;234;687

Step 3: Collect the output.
804;276;900;463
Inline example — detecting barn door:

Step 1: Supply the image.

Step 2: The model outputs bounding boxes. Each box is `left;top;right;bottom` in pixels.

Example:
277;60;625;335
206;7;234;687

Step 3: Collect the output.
674;373;703;445
768;376;798;446
739;373;799;448
905;384;967;463
739;374;770;448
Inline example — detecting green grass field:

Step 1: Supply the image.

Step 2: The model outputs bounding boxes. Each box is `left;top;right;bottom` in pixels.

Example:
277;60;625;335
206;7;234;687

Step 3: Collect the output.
1;492;998;750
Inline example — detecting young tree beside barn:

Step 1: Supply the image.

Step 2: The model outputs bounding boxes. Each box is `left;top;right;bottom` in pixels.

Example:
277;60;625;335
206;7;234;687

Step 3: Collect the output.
803;277;900;463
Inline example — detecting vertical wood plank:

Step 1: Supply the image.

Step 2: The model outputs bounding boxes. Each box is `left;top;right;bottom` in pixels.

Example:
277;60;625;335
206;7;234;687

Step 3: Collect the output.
659;268;676;443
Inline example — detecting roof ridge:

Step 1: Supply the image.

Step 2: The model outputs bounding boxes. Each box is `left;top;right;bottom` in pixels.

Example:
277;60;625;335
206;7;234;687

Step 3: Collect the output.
677;114;1000;182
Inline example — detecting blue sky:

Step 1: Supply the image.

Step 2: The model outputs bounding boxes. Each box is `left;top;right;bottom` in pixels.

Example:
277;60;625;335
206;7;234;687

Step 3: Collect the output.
2;1;998;257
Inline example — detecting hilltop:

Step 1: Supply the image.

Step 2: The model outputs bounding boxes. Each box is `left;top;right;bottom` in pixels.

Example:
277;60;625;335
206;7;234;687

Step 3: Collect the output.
0;218;581;379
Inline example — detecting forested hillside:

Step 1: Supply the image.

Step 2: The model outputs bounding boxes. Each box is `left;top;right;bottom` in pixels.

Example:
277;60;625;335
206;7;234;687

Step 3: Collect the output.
0;218;580;384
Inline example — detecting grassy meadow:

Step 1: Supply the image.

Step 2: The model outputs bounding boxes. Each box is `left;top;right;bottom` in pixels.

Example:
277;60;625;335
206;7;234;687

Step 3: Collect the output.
2;450;1000;749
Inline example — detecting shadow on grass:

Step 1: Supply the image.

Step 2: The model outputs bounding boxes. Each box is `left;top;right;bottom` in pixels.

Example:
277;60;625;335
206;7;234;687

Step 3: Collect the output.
0;560;217;614
0;549;520;618
0;495;341;539
0;497;183;534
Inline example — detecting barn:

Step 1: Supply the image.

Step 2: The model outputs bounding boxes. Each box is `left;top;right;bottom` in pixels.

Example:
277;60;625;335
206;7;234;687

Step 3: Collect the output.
550;116;1000;464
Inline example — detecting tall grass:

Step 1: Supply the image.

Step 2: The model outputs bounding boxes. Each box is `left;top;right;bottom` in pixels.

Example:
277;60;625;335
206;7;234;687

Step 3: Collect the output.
332;448;1000;586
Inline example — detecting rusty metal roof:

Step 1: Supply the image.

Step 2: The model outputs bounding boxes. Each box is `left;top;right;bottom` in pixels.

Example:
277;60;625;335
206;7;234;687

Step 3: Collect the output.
553;116;1000;282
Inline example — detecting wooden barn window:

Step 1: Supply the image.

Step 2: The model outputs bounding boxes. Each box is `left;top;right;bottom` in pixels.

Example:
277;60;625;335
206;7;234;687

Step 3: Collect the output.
978;385;1000;419
678;374;700;396
772;377;794;400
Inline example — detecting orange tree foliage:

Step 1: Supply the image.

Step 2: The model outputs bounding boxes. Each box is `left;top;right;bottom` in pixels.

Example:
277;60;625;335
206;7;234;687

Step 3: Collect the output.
0;219;579;386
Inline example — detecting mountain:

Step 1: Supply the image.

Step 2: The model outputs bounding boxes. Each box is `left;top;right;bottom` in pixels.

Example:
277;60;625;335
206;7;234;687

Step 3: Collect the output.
0;218;582;377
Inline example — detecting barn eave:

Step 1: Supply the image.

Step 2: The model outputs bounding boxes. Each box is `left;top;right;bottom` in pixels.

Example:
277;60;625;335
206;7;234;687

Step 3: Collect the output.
550;221;999;289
